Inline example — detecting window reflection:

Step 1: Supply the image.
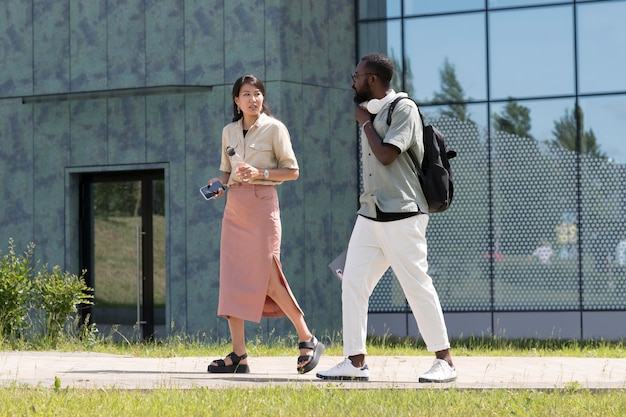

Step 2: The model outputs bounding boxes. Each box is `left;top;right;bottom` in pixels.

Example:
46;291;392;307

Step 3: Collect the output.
422;103;488;130
404;13;486;103
358;0;401;20
358;0;626;313
491;98;574;143
403;0;484;15
577;1;626;93
488;0;566;9
358;20;402;73
579;95;626;165
489;6;574;99
490;100;580;310
579;95;626;309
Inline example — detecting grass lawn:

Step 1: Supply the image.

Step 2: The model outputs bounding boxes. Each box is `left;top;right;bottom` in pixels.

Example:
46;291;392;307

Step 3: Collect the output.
1;384;624;417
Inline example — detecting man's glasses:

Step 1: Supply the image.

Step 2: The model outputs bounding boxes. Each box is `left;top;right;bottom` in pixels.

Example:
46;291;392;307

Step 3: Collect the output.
351;72;376;82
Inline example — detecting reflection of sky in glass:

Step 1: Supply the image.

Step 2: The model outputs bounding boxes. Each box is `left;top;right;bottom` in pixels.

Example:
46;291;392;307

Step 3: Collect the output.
488;0;558;8
386;20;402;69
404;0;484;14
491;98;574;142
359;1;626;164
387;0;401;17
357;0;401;19
489;6;574;99
404;13;486;102
578;2;626;93
489;96;626;165
580;96;626;165
422;103;488;130
358;20;401;71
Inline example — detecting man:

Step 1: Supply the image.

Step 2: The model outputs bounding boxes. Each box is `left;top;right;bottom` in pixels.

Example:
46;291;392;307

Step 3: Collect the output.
316;53;456;383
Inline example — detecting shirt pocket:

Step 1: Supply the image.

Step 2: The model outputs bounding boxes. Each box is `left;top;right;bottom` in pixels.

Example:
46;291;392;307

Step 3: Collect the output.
248;142;273;153
247;142;275;167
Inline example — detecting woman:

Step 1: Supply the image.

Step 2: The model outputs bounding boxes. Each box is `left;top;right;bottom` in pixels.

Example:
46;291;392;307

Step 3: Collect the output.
206;74;323;374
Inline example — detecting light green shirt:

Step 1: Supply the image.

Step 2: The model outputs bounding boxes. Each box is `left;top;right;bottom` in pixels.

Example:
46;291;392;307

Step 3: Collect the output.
357;97;429;217
220;112;299;185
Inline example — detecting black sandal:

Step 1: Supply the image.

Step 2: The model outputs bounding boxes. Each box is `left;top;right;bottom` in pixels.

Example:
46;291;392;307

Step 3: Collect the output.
207;352;250;374
297;336;324;374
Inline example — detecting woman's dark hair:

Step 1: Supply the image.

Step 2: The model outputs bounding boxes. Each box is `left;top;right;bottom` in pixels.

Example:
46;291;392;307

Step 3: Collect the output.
231;74;272;122
360;53;394;87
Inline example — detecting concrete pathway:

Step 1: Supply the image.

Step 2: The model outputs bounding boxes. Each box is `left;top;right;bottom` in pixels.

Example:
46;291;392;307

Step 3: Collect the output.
1;351;625;390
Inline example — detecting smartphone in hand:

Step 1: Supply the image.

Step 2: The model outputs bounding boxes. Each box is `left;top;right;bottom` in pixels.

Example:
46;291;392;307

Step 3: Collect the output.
199;181;225;200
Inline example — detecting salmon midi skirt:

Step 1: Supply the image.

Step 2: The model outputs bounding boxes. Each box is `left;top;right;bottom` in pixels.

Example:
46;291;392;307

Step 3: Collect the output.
217;183;303;322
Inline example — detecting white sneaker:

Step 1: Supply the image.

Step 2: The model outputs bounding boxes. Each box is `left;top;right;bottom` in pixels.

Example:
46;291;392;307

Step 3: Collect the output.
316;358;370;381
418;359;457;383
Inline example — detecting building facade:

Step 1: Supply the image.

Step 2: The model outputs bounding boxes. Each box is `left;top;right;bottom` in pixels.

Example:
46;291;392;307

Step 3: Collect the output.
360;0;626;340
1;0;624;342
0;0;357;341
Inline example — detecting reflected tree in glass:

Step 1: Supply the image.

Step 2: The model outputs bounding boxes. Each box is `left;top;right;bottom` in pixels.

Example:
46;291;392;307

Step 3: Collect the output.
432;58;472;123
493;99;533;140
552;105;606;159
389;49;414;96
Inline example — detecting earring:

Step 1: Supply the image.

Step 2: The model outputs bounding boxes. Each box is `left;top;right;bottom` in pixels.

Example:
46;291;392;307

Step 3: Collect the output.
237;106;241;114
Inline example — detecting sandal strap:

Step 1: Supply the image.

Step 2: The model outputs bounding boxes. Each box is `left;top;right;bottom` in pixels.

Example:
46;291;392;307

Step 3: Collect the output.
297;354;313;363
226;351;247;364
298;336;317;350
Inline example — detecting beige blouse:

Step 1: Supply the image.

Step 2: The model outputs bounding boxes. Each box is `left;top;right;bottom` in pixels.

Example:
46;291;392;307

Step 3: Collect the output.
219;112;299;185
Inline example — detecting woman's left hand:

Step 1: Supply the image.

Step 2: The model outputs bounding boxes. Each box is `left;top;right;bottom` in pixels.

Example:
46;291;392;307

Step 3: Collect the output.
207;177;227;199
236;164;260;181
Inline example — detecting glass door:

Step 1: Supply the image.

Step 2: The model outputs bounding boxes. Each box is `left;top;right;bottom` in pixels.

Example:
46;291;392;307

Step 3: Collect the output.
79;170;165;340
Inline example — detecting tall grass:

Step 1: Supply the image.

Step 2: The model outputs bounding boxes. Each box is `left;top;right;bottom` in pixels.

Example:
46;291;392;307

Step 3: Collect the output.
3;326;623;359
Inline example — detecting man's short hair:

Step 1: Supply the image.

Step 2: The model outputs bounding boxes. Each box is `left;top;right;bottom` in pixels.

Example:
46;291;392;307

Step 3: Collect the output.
360;53;394;86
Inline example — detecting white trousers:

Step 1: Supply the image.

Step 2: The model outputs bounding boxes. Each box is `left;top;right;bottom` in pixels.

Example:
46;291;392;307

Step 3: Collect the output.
342;214;451;356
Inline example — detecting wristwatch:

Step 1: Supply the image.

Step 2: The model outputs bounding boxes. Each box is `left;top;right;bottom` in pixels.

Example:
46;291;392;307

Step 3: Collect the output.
263;169;269;179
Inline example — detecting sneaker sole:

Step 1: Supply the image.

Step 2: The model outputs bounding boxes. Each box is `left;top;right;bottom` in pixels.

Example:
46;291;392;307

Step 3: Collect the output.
316;374;369;381
418;376;457;383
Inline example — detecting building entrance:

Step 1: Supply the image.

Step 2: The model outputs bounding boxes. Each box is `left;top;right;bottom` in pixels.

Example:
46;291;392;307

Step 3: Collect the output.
79;170;165;340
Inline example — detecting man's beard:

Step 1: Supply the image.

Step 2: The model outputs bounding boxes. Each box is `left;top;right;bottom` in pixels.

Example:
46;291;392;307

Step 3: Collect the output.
353;85;372;104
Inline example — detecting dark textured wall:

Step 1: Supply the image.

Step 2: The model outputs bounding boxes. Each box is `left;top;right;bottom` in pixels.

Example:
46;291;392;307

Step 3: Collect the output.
0;0;357;339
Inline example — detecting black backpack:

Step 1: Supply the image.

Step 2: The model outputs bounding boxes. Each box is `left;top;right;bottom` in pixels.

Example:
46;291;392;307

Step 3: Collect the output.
386;96;457;213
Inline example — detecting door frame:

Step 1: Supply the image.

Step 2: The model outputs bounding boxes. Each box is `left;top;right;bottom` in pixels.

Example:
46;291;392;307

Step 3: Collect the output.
78;169;165;340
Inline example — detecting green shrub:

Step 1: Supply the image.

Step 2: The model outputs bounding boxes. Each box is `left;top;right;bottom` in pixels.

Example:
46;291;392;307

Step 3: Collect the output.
0;238;35;339
32;266;93;344
0;238;94;346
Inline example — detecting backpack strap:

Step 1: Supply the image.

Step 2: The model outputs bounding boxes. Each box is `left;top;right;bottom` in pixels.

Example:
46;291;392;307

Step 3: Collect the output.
406;147;423;181
386;96;416;126
386;96;424;180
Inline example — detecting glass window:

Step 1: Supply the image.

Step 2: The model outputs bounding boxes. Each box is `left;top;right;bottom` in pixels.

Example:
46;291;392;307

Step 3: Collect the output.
491;98;575;143
579;94;626;310
491;98;578;310
488;0;571;9
490;99;580;310
422;103;488;130
403;0;484;15
358;0;401;20
579;95;626;165
358;0;626;315
404;13;487;103
577;1;626;94
420;108;492;311
358;20;402;77
489;6;574;100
